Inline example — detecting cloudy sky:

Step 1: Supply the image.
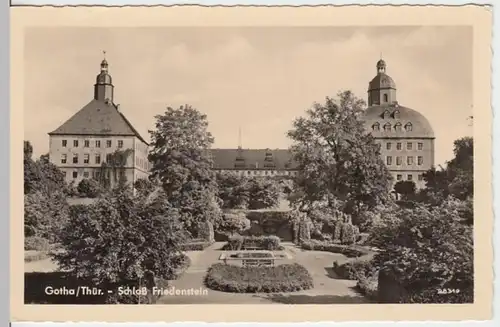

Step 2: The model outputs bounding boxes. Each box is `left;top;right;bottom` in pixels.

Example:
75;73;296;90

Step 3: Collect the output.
24;26;472;166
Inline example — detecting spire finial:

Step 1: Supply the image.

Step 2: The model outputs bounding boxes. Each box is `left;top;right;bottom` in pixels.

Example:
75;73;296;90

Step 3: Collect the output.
103;50;106;60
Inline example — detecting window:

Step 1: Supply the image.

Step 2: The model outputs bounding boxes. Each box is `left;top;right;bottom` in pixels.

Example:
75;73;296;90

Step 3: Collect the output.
397;174;403;181
372;123;380;131
393;110;400;119
396;142;402;150
84;154;90;164
383;94;388;103
417;156;424;165
63;171;67;177
405;123;413;132
72;171;78;178
106;154;112;163
407;156;414;165
62;140;67;147
386;156;392;165
83;171;89;178
118;140;124;148
386;142;392;150
73;140;79;147
383;123;391;131
396;156;402;165
418;142;423;150
394;122;402;132
61;154;67;164
84;140;90;147
95;171;101;179
418;174;423;181
407;174;413;181
383;110;391;119
95;140;101;148
106;140;112;148
72;154;78;164
407;142;413;150
95;154;101;164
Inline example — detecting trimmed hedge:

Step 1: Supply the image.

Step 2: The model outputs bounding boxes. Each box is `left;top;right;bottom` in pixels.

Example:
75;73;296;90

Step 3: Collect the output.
222;235;282;251
179;241;213;251
205;263;313;293
300;240;369;258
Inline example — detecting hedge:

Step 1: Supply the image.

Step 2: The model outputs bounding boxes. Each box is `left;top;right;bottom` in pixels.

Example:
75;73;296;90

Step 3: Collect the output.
300;240;369;258
332;258;375;280
205;263;313;293
222;235;282;251
25;236;51;251
179;241;213;251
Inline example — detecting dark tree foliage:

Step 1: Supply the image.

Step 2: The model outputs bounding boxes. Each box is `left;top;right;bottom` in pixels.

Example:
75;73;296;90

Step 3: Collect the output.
287;90;393;217
148;105;222;236
394;180;417;200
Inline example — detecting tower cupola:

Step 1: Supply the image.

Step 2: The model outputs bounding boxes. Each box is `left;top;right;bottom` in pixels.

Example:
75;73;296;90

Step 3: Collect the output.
94;51;114;103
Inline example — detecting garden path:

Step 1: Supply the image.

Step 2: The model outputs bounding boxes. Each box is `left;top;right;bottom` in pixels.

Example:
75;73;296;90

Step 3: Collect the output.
158;242;370;304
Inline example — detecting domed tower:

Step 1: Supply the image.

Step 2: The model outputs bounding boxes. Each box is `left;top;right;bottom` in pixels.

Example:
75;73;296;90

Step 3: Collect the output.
94;53;114;103
367;59;397;106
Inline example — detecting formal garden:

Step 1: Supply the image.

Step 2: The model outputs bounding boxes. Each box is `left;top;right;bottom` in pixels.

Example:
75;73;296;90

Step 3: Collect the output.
24;92;474;304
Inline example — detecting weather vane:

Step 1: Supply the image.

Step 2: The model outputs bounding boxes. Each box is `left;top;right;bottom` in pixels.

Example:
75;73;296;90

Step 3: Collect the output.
103;50;106;59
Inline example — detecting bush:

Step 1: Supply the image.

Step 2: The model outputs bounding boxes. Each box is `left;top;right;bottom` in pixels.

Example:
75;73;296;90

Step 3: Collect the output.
25;251;49;263
205;263;313;293
218;212;251;236
356;271;379;301
332;259;374;280
52;188;188;304
179;241;213;251
223;235;282;251
340;222;359;245
25;236;51;251
77;178;101;198
300;240;369;258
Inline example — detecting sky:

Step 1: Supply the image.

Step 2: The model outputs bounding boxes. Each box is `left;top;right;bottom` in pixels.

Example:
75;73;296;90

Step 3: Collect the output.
24;26;472;166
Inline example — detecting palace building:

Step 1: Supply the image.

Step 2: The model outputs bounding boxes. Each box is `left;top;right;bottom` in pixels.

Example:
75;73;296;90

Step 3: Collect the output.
210;147;299;178
48;58;150;187
363;59;435;188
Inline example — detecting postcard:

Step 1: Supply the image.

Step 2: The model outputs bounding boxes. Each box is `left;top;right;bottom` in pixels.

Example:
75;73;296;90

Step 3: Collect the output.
11;4;493;322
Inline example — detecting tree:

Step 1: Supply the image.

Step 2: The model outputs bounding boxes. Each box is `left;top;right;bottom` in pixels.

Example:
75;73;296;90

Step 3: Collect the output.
53;188;188;304
287;91;393;218
419;137;473;205
24;141;69;241
77;178;102;198
394;180;416;200
148;105;222;236
216;172;251;209
134;178;157;197
370;200;473;303
247;177;281;209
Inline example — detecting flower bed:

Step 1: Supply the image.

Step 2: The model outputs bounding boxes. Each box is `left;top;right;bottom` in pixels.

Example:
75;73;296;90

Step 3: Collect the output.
205;263;313;293
222;235;283;251
300;240;369;258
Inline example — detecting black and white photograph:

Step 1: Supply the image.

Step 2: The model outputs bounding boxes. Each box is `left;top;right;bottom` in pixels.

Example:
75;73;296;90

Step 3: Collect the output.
12;4;493;322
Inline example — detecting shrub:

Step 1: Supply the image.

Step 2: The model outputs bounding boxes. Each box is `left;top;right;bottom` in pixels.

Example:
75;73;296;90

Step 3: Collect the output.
332;220;342;242
52;188;188;304
332;259;374;280
340;223;359;245
218;212;251;236
25;236;51;251
205;263;313;293
25;251;49;263
300;240;369;258
356;270;379;301
223;235;282;251
298;220;311;243
196;220;215;243
179;241;213;251
77;178;101;198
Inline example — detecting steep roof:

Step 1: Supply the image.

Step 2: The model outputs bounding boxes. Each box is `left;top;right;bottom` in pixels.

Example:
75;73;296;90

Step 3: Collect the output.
210;148;298;170
48;99;148;144
363;103;435;138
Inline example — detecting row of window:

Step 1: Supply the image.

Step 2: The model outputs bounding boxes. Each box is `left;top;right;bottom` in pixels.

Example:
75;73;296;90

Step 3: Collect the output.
219;169;298;176
61;139;124;148
382;109;400;119
61;153;148;170
387;156;424;166
64;170;125;179
373;122;413;132
383;141;424;151
396;174;423;182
